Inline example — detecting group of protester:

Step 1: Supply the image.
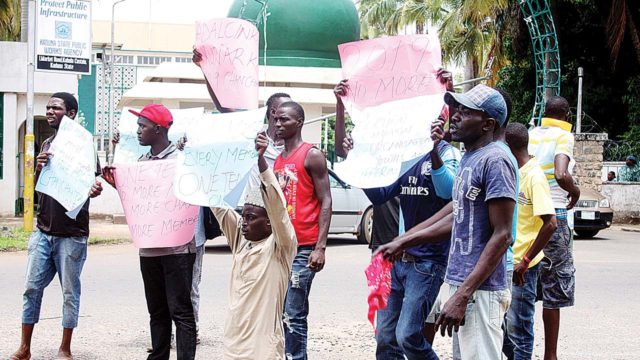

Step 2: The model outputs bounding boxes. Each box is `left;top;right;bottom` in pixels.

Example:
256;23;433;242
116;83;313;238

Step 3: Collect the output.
335;77;578;360
10;50;579;360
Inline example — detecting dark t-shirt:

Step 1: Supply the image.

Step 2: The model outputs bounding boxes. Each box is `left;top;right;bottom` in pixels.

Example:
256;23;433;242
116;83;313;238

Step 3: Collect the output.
36;135;101;238
369;198;400;251
446;142;517;291
363;141;454;265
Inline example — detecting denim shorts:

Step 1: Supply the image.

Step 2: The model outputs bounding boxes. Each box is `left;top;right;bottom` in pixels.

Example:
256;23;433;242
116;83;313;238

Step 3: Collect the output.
539;210;575;309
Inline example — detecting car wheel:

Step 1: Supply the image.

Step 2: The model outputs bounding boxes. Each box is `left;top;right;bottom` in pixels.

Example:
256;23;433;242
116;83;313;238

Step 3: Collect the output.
575;230;599;239
357;207;373;245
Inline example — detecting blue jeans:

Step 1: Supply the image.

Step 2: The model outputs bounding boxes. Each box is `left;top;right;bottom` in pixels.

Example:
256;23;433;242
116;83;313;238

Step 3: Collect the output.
503;264;540;360
376;259;445;360
284;246;316;360
22;229;88;329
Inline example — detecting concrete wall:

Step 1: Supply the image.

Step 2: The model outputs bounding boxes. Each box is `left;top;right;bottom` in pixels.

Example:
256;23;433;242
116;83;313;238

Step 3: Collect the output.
573;133;608;192
1;93;19;216
601;183;640;221
0;42;78;94
93;21;194;52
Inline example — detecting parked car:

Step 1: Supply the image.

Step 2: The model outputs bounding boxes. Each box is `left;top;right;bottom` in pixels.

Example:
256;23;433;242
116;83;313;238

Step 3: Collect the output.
573;187;613;238
328;169;373;244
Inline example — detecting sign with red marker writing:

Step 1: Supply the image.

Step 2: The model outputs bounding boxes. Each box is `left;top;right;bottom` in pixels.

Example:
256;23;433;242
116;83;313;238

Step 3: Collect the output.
334;34;446;188
113;160;199;248
195;18;259;110
338;34;444;109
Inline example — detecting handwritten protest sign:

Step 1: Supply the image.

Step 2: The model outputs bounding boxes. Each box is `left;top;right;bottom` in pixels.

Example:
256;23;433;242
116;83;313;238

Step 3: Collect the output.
174;107;265;207
113;107;204;164
196;18;259;110
114;160;199;248
338;34;444;108
36;116;96;214
334;95;443;188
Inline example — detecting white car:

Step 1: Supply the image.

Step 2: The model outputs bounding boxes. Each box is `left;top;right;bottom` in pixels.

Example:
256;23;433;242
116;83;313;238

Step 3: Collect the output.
328;169;373;244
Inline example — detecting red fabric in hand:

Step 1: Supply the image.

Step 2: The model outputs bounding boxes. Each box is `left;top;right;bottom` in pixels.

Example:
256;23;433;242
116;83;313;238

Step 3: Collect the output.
365;253;393;333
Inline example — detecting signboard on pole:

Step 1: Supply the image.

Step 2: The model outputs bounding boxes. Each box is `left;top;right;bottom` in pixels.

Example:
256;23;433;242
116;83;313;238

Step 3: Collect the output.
35;0;92;74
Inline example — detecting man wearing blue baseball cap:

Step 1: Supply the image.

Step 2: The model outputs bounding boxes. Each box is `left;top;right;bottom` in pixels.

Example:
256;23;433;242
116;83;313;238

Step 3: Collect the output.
618;155;639;181
377;84;517;359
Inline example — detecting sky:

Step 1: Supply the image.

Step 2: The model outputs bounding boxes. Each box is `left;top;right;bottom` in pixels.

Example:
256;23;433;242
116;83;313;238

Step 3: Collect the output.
92;0;237;24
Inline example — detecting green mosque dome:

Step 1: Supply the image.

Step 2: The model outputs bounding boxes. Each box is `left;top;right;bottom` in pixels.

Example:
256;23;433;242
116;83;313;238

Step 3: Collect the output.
227;0;360;68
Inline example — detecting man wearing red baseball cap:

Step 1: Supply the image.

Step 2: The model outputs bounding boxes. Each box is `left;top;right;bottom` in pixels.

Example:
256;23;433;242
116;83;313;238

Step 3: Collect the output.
128;103;174;129
103;103;197;360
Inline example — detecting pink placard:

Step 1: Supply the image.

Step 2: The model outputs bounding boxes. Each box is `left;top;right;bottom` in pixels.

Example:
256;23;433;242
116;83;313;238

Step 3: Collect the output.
113;160;199;249
338;34;445;108
196;18;260;110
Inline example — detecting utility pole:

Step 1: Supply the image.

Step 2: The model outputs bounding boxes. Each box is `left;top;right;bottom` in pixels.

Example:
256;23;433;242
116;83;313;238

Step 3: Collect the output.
576;67;584;134
23;0;35;231
108;0;128;164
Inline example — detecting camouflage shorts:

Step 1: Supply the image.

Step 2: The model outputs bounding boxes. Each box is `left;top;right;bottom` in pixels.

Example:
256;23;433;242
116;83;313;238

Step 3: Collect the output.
539;210;575;309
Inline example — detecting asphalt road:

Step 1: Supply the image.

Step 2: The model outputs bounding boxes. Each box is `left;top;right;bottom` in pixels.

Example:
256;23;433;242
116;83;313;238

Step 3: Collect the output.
0;229;638;359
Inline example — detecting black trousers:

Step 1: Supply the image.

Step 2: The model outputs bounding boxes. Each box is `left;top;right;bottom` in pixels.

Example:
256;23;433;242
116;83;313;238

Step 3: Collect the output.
140;253;197;360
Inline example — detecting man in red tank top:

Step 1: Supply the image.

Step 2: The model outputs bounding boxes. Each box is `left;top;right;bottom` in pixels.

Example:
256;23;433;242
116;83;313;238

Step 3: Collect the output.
272;101;332;360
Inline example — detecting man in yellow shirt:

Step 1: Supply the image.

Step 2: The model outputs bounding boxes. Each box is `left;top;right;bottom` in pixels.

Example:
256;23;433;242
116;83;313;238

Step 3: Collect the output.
503;123;557;360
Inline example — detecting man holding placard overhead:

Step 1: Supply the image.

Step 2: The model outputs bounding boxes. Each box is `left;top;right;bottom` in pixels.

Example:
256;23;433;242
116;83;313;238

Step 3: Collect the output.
209;131;297;359
103;104;197;360
10;93;103;360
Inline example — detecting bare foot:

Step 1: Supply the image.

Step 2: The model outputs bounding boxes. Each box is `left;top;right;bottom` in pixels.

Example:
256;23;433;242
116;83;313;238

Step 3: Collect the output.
9;347;31;360
54;349;73;360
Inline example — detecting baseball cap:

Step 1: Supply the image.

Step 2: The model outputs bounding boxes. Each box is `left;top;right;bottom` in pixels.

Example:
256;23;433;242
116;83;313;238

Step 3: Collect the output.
128;104;173;128
444;84;508;126
627;155;638;163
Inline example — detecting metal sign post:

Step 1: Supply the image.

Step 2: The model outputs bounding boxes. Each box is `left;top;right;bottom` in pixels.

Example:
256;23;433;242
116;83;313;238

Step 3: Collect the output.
24;0;36;231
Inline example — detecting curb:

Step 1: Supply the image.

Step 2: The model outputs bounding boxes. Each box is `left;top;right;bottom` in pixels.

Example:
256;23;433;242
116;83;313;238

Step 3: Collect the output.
621;227;640;233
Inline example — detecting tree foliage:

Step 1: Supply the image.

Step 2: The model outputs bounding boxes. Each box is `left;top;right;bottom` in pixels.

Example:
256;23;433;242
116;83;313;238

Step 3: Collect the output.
497;0;640;143
357;0;512;83
0;0;20;41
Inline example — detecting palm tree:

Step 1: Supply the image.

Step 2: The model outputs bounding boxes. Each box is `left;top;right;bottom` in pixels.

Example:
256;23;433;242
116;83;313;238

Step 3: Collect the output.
355;0;512;86
607;0;640;67
0;0;20;41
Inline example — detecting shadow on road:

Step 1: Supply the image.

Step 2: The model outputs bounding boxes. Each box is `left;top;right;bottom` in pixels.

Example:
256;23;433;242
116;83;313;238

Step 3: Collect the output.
205;235;366;253
573;235;611;241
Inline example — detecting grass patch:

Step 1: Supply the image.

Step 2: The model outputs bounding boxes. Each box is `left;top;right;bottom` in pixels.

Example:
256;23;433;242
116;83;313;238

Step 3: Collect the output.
88;237;130;246
0;227;31;251
0;226;130;252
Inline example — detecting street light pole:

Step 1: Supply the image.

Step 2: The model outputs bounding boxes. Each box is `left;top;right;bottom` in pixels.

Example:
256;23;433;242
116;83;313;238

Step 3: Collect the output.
23;0;36;230
108;0;128;164
576;67;584;134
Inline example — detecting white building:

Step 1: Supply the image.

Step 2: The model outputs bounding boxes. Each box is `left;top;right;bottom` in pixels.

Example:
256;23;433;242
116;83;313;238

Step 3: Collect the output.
0;41;78;216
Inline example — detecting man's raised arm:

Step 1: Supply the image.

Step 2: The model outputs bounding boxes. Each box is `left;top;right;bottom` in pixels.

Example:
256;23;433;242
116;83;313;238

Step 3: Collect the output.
192;48;237;113
256;133;297;253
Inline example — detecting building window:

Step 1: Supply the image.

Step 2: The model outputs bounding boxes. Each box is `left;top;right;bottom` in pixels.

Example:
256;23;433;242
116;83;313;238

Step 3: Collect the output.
175;57;192;63
137;56;172;66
